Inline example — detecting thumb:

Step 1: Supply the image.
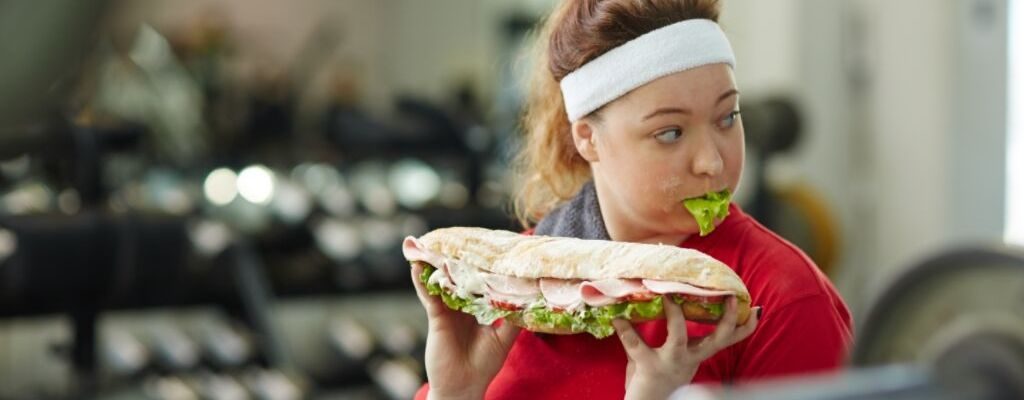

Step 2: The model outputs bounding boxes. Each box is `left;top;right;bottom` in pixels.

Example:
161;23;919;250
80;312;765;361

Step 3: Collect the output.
494;318;521;350
625;358;636;388
410;263;446;318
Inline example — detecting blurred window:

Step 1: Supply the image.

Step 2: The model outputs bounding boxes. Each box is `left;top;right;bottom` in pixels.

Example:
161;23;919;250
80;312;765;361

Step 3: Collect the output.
1008;0;1024;245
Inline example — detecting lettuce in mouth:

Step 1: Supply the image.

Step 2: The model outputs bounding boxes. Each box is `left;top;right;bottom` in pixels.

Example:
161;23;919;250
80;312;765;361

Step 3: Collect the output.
682;189;732;236
418;265;724;338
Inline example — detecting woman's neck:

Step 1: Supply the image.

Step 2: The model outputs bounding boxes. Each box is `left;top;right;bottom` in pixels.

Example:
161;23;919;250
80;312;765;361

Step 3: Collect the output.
593;179;690;245
610;226;690;246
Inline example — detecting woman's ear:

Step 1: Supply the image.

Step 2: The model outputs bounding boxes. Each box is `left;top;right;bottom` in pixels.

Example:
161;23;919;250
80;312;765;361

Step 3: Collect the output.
571;119;600;162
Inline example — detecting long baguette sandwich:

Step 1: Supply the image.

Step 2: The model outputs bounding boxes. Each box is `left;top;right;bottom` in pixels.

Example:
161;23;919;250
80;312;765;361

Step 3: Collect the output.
402;227;751;338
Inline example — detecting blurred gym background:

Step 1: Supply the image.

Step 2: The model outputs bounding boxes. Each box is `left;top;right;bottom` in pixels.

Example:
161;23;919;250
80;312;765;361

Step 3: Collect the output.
0;0;1021;399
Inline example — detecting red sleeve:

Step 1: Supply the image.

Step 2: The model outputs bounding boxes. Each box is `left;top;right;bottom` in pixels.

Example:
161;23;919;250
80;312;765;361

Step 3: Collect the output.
414;383;429;400
733;294;852;382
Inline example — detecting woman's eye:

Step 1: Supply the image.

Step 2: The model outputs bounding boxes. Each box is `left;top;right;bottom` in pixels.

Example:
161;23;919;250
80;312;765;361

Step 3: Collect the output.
719;110;741;129
654;128;683;144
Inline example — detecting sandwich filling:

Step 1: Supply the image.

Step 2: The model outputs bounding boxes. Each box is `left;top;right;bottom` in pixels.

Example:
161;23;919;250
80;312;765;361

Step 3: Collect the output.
417;262;732;338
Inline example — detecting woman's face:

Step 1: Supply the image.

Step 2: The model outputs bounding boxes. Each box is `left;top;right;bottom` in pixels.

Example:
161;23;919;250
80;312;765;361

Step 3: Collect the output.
572;64;744;240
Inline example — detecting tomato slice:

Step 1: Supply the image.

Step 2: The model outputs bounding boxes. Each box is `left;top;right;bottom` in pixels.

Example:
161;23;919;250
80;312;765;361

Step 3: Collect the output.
489;299;524;311
621;291;657;302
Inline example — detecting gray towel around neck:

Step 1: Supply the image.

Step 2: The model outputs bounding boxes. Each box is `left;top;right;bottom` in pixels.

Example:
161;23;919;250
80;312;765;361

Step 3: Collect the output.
533;180;610;240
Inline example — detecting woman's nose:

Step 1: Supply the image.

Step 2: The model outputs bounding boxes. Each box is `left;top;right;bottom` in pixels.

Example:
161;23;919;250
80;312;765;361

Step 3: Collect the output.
691;132;724;177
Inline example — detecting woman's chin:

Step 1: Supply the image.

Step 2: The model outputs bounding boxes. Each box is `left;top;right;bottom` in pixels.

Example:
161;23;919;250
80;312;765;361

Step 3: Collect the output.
664;218;703;238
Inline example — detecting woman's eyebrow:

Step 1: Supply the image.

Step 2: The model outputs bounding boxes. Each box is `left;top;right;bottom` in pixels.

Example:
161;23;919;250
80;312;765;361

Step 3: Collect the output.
641;89;741;121
717;89;740;104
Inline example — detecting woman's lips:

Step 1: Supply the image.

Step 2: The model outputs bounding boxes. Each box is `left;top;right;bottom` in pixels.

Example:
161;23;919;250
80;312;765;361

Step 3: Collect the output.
681;188;729;202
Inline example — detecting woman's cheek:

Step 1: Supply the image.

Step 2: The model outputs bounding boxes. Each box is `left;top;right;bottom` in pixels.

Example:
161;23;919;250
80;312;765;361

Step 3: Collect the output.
725;136;746;186
722;158;743;193
656;191;687;215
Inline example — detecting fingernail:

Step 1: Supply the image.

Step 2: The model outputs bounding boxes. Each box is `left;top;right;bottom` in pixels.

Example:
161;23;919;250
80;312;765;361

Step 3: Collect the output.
755;307;763;319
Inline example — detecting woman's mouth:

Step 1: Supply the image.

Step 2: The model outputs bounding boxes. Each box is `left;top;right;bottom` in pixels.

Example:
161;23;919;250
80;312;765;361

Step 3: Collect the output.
682;188;731;202
681;189;732;236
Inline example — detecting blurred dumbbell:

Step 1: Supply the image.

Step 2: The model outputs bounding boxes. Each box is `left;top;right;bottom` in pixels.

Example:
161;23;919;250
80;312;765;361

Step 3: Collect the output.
187;370;250;400
143;375;199;400
324;317;377;383
149;325;201;373
102;327;151;379
359;217;408;289
367;356;423;400
197;320;253;370
378;321;425;367
240;367;304;400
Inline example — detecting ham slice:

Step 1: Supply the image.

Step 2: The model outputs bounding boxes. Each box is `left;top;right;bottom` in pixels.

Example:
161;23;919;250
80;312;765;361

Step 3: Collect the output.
403;236;455;289
402;236;446;269
580;279;649;307
403;236;468;292
482;273;540;296
539;279;584;310
481;272;541;305
641;279;734;297
405;236;734;308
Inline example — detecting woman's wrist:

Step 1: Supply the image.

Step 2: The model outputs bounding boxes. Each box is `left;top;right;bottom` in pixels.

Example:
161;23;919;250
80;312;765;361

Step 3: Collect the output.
625;380;679;400
426;383;487;400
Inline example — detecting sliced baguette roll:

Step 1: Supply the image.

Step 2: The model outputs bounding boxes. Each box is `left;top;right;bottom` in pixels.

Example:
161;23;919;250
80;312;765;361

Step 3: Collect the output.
405;227;752;332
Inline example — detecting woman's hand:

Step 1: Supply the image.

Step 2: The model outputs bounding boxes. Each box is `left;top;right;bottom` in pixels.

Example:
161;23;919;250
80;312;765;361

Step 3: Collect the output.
613;296;760;400
410;263;520;400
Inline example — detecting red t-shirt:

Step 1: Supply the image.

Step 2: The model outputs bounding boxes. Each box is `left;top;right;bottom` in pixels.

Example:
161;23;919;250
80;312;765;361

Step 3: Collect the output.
415;204;853;399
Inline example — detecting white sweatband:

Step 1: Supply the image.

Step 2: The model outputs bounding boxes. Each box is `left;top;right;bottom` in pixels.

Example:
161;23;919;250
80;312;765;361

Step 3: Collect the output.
559;19;736;122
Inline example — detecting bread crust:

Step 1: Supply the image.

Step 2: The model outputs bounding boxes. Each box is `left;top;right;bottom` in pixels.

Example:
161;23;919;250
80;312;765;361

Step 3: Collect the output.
416;227;750;303
411;227;754;327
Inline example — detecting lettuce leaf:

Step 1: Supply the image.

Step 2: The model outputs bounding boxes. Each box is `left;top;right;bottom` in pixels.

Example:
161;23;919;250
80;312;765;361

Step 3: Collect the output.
464;300;512;325
419;264;434;285
583;297;664;338
420;264;443;296
440;289;473;311
420;273;685;339
682;189;732;236
632;297;664;318
524;307;585;331
419;264;511;324
436;284;512;324
425;289;667;339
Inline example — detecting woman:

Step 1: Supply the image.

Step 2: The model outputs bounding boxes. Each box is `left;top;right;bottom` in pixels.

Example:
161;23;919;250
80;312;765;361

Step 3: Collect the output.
412;1;852;398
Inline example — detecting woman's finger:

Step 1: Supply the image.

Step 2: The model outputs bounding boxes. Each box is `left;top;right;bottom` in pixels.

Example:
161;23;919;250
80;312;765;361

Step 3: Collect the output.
701;297;739;358
493;318;522;349
724;306;760;347
625;359;636;387
410;263;445;317
613;319;656;364
663;296;689;351
686;335;711;355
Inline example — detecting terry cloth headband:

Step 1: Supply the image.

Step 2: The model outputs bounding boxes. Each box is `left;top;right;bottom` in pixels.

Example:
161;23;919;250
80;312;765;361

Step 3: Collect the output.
559;19;736;122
